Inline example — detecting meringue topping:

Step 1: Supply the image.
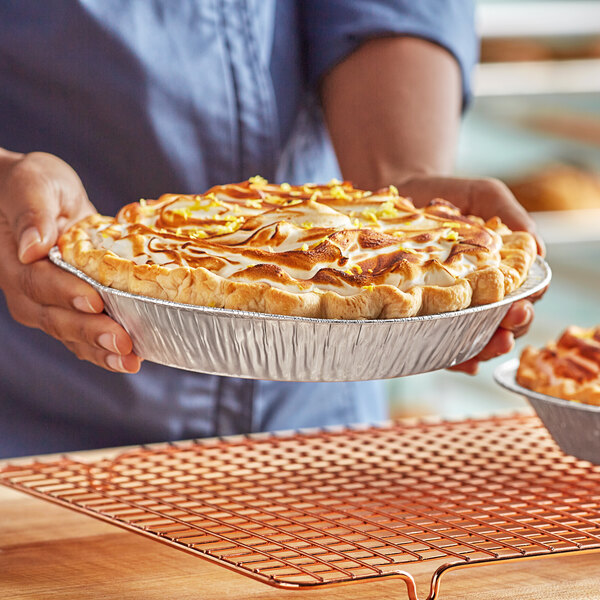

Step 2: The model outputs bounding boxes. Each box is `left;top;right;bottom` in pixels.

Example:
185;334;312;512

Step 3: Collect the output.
84;179;507;297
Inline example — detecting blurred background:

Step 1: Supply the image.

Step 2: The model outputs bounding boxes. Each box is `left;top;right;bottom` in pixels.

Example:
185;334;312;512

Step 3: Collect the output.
389;0;600;418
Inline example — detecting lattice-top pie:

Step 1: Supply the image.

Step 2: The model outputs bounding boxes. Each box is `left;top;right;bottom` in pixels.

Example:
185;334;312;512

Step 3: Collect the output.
518;326;600;406
58;177;537;319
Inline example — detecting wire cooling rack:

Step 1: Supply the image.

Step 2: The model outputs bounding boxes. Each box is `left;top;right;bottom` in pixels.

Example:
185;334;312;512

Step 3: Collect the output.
2;414;600;599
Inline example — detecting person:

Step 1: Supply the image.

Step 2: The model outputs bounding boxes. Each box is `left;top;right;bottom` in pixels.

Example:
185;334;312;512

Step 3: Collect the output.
0;1;541;458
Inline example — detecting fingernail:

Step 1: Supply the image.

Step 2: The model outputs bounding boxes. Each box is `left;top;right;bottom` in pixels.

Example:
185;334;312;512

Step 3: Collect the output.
73;295;98;313
98;333;119;353
106;353;125;372
18;227;41;262
514;304;533;328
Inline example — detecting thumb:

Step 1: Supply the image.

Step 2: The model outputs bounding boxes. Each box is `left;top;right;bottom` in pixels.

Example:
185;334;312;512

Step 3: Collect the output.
1;152;88;264
13;188;60;264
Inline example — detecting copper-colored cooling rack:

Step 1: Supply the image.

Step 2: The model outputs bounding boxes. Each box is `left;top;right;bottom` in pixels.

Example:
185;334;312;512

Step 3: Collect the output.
2;414;600;599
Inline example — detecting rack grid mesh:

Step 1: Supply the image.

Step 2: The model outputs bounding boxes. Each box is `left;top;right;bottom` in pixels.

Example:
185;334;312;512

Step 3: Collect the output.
2;414;600;599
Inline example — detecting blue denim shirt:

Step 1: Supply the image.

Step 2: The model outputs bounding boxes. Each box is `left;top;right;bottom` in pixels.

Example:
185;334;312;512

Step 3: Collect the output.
0;0;476;456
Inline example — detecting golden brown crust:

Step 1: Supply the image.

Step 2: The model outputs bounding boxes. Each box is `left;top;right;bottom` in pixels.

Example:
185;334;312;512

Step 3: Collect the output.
58;179;537;319
517;326;600;406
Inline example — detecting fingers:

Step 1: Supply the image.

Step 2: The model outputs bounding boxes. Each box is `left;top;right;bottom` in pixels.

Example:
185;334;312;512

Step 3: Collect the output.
0;231;141;373
449;357;479;375
0;151;139;373
2;158;60;261
527;285;548;304
13;294;141;373
467;178;545;257
396;175;546;256
64;342;142;373
0;221;104;313
393;174;546;376
17;260;104;313
450;299;536;375
499;299;534;339
450;328;515;375
0;152;94;263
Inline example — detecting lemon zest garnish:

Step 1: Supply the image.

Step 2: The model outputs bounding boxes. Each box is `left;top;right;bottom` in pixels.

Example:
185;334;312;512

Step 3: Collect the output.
214;217;244;234
378;200;399;219
189;229;208;239
301;243;309;252
189;195;224;212
388;185;399;196
309;191;322;202
245;199;263;209
139;198;147;207
364;211;379;224
280;182;291;192
442;221;459;228
344;269;353;275
328;178;342;186
445;231;459;242
367;268;373;273
171;207;191;220
353;264;363;274
362;284;375;292
249;175;268;187
398;246;416;254
330;185;350;200
301;221;313;229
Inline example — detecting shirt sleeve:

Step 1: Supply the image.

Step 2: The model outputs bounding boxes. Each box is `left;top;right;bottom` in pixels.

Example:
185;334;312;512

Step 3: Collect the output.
299;0;478;107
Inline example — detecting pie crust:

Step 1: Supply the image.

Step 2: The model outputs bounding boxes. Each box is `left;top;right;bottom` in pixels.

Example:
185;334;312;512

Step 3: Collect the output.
517;326;600;406
58;178;537;319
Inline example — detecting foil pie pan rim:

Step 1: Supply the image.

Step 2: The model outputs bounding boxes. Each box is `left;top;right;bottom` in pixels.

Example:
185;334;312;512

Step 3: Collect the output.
494;358;600;413
49;247;551;325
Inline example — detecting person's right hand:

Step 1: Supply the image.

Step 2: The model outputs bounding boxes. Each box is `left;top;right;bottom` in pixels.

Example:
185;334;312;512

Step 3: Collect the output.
0;150;142;373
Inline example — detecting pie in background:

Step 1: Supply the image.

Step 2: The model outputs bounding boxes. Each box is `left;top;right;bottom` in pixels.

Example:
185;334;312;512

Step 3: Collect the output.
58;178;536;319
517;326;600;406
508;164;600;212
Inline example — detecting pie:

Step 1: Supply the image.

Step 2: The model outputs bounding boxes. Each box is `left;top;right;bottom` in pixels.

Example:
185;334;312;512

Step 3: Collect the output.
517;326;600;406
58;177;537;319
508;164;600;212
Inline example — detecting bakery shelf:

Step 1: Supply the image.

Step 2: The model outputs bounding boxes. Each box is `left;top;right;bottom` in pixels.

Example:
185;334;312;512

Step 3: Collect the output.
477;1;600;39
475;59;600;97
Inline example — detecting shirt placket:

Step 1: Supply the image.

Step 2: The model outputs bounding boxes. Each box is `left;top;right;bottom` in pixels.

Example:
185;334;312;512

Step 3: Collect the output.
217;0;279;181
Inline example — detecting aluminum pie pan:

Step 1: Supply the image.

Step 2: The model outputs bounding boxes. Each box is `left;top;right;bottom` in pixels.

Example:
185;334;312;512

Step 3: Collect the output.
494;358;600;464
49;248;550;382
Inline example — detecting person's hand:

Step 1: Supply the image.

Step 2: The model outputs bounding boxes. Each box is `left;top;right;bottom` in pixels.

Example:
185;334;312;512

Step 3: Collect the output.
395;174;546;375
0;150;142;373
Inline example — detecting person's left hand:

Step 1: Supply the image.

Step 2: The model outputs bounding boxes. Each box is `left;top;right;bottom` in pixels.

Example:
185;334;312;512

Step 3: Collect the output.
394;174;546;375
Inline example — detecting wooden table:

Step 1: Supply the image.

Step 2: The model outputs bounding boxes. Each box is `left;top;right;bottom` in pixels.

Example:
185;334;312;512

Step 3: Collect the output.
2;447;599;600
